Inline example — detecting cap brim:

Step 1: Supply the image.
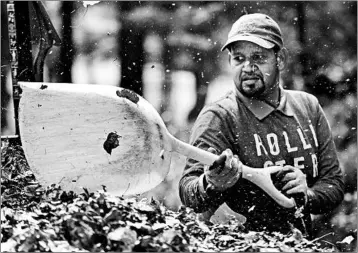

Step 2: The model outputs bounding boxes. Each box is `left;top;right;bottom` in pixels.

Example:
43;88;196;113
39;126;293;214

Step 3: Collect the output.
221;35;275;51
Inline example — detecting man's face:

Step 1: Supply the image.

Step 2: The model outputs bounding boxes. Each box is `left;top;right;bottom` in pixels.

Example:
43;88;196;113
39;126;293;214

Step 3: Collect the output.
229;41;279;98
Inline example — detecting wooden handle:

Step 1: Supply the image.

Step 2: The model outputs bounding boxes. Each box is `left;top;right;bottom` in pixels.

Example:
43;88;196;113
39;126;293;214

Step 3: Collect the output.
170;134;218;165
169;134;295;208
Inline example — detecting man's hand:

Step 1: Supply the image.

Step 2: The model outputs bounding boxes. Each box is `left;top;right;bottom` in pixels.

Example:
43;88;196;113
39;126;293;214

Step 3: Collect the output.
279;165;309;206
204;148;242;192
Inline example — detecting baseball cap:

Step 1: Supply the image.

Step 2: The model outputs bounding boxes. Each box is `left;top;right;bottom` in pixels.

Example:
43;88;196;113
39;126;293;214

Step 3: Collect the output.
221;13;283;51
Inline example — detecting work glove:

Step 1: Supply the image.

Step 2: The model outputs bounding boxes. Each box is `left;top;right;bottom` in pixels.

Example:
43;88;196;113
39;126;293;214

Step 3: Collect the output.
273;165;308;207
204;148;242;192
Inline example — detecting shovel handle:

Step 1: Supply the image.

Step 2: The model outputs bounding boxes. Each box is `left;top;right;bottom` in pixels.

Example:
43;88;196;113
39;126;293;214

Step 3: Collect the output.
241;165;296;208
170;135;295;208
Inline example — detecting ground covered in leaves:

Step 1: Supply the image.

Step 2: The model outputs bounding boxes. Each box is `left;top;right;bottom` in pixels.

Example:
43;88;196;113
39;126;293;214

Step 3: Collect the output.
1;145;339;252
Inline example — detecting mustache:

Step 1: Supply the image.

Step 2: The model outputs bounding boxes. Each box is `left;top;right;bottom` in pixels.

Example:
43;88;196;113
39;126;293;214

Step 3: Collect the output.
241;74;263;81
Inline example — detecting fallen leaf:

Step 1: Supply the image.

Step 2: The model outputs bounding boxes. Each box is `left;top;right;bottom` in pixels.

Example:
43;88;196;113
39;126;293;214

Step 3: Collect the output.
218;235;235;242
107;227;137;244
339;235;355;244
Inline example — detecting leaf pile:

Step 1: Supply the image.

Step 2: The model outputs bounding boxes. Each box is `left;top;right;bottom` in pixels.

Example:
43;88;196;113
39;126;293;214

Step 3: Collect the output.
1;145;336;252
1;145;44;209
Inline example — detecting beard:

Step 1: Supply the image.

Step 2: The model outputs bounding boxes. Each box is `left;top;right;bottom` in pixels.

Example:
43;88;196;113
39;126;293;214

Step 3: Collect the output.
235;75;266;98
235;67;279;98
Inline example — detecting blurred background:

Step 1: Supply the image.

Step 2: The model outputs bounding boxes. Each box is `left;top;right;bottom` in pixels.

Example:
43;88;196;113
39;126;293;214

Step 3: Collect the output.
1;1;356;249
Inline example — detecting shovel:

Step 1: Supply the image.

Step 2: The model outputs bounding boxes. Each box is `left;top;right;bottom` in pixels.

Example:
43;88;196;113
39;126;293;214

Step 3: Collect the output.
18;82;295;208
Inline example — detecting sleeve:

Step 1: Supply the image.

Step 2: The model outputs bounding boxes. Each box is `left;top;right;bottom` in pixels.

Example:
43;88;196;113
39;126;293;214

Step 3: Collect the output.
178;108;233;213
307;100;345;214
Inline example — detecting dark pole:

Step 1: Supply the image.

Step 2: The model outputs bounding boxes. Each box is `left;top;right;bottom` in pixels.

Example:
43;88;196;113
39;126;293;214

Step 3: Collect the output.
59;1;74;83
118;2;144;96
297;2;308;77
4;1;35;145
13;1;34;83
1;1;12;138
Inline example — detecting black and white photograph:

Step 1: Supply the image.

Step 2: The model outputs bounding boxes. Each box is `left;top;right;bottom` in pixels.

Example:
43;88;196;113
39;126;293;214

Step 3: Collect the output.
1;1;357;252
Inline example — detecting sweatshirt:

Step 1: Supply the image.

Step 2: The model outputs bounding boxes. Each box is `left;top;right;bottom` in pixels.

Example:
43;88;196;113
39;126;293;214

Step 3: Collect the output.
179;86;344;235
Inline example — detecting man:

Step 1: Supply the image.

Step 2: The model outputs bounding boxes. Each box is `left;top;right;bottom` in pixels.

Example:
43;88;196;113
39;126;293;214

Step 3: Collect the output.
179;13;344;237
